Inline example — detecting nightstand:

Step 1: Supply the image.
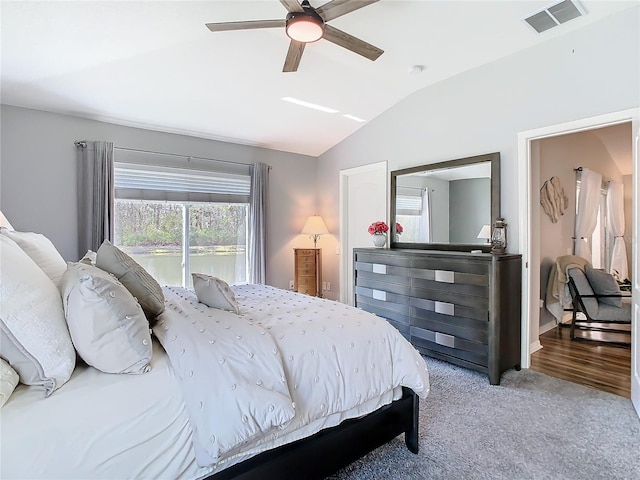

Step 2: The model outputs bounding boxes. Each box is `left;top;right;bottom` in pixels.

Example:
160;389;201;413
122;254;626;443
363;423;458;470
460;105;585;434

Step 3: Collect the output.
294;248;322;297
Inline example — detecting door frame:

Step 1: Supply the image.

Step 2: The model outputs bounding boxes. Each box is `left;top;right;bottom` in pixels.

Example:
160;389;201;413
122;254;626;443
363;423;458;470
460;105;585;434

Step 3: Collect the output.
517;109;639;382
339;161;388;304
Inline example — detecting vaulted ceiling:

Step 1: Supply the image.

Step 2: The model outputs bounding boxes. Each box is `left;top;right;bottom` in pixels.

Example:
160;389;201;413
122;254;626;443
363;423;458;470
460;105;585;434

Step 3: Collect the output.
1;0;635;156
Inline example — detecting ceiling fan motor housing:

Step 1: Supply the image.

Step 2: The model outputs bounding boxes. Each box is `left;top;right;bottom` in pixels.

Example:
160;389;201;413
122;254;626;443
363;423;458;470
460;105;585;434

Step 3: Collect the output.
285;3;325;43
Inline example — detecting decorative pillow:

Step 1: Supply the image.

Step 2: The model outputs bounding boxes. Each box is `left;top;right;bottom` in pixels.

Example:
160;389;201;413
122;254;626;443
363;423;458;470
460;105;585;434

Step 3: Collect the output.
61;262;152;374
0;228;67;288
0;235;75;396
79;249;97;265
192;273;240;314
95;240;165;320
0;358;19;408
0;210;14;230
584;265;622;308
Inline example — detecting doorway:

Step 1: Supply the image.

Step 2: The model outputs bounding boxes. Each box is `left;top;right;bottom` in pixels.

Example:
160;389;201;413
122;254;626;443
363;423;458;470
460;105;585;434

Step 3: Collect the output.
517;108;639;415
338;161;387;305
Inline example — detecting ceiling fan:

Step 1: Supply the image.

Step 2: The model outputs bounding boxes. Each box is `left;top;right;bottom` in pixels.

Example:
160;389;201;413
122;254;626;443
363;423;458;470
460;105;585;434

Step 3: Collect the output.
205;0;384;73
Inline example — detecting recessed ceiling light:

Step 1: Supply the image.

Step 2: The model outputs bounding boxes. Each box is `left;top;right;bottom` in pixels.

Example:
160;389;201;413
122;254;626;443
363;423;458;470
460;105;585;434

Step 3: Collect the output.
344;114;366;122
281;97;338;113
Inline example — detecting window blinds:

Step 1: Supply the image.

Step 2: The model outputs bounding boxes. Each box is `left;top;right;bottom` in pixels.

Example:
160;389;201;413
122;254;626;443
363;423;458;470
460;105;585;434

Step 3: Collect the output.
114;162;251;203
396;194;422;216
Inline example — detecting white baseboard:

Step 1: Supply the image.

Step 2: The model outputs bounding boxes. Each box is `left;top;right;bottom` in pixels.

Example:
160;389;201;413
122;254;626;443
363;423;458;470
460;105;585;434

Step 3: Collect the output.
539;321;557;335
530;339;543;354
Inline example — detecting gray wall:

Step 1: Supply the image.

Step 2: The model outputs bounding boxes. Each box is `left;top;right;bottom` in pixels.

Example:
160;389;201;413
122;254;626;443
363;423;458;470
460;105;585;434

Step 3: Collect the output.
0;105;317;291
449;178;490;244
316;8;639;300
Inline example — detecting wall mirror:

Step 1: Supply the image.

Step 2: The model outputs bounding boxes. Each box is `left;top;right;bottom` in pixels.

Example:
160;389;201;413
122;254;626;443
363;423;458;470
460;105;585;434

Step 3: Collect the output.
390;152;500;252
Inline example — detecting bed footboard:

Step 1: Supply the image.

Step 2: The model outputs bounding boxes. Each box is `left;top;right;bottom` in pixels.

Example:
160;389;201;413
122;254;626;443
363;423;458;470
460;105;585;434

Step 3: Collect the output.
209;387;419;480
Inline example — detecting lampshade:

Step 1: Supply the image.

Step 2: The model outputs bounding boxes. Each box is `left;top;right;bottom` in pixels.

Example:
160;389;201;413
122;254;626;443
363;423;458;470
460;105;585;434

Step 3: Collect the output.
477;225;491;240
285;11;324;43
302;215;329;235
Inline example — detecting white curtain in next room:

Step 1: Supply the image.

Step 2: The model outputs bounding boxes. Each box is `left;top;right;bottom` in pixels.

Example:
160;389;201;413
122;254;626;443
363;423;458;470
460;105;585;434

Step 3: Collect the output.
574;168;602;262
606;181;629;281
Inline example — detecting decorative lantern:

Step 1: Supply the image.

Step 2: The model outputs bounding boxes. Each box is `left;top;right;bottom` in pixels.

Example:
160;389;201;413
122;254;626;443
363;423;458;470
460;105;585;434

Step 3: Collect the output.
491;218;507;254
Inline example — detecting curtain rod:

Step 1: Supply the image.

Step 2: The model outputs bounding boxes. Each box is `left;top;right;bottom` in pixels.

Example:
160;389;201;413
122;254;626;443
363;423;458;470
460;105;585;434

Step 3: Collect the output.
74;142;270;169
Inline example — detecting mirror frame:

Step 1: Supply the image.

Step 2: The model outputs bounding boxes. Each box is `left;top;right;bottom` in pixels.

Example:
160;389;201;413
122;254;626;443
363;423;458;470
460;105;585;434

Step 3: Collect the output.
390;152;500;252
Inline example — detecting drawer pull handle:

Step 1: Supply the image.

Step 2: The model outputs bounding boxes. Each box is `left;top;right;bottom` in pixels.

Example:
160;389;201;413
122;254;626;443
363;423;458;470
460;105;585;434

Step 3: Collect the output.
435;301;454;316
435;270;454;283
372;263;387;275
372;289;387;301
435;332;455;348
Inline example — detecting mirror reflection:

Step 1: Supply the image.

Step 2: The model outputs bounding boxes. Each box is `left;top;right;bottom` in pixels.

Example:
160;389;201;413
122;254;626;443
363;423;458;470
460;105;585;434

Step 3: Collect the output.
390;152;500;250
395;162;491;245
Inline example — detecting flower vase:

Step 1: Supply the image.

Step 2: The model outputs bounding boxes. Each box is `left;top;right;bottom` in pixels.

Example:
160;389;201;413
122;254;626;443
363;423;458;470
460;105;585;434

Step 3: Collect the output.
372;233;387;248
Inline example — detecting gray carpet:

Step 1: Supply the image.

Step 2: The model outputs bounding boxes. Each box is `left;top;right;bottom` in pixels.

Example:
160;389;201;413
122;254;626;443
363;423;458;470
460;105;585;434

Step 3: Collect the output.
330;357;640;480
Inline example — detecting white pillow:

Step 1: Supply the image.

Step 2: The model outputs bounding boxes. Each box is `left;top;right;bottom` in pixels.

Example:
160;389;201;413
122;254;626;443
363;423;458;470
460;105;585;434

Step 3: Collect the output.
61;263;153;374
0;235;75;396
192;273;240;314
0;358;19;408
0;228;67;288
95;240;165;320
0;211;14;230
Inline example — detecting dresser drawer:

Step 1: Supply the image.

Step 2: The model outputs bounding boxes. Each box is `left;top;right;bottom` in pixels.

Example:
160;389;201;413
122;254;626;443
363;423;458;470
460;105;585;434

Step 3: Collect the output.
297;267;316;276
355;295;411;325
410;295;488;321
411;313;488;344
354;252;411;267
296;249;317;256
411;257;489;276
410;328;488;366
296;276;316;287
296;285;315;295
410;279;489;311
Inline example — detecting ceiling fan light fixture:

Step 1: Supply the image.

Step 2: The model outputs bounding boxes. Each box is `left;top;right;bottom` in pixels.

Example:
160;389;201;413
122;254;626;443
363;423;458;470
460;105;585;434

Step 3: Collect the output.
286;11;324;43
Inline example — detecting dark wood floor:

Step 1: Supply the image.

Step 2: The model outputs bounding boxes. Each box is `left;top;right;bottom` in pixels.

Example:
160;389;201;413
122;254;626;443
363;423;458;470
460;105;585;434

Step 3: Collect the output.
530;326;631;398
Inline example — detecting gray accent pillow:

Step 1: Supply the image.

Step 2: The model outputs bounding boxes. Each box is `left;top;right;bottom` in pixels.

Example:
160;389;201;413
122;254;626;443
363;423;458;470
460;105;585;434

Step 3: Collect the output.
584;265;622;308
61;262;152;374
192;273;240;314
95;240;165;320
0;235;76;396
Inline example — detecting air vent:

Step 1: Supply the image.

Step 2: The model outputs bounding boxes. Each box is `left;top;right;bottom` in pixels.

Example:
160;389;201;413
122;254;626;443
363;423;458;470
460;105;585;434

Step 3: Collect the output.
524;0;585;34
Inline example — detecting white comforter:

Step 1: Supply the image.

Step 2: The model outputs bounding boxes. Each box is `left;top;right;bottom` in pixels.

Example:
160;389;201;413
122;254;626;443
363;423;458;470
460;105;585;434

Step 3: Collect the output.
154;285;430;469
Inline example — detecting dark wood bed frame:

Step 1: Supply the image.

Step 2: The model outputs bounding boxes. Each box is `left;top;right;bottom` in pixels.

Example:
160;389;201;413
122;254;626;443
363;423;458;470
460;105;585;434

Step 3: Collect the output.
208;387;419;480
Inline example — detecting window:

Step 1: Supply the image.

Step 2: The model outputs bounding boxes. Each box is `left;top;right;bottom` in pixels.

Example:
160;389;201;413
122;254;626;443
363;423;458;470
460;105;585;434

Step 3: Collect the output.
396;188;431;243
113;157;251;287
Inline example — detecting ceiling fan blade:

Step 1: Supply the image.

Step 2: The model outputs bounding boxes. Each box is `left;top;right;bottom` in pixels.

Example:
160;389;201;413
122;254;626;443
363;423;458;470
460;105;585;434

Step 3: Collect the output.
316;0;379;22
206;19;285;32
283;40;306;72
322;25;383;61
279;0;304;13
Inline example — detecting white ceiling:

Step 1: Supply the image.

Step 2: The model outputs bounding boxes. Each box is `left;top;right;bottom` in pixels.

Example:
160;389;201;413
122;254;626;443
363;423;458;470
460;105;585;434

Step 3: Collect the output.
1;0;636;157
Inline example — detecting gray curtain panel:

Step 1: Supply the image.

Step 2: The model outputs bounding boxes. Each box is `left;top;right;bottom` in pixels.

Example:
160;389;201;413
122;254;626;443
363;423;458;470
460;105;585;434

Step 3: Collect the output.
76;141;114;259
248;162;268;284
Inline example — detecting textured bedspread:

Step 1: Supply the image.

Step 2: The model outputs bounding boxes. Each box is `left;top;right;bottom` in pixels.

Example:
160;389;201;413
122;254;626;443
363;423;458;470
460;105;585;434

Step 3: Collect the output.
154;285;429;468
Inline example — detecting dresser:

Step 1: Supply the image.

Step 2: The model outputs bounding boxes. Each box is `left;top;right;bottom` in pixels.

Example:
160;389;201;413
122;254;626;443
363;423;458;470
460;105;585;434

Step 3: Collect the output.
353;248;521;385
294;248;322;297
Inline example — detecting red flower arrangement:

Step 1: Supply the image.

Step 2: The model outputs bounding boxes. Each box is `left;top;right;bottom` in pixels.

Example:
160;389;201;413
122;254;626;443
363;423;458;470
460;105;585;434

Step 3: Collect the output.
395;223;403;235
368;221;389;235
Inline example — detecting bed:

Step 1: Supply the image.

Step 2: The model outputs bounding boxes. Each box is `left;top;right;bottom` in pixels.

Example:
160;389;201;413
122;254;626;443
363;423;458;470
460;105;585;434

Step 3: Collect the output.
0;222;430;480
